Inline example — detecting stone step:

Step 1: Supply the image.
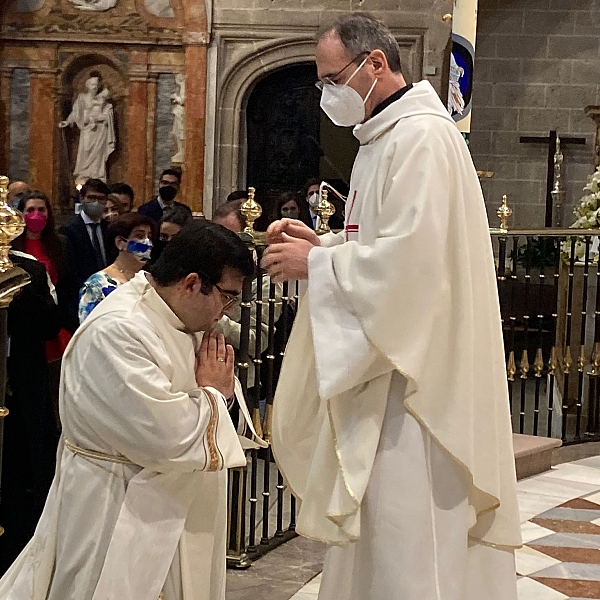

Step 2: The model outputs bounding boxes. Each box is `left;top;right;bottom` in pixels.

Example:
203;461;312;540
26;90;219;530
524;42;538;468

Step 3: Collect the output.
514;433;562;480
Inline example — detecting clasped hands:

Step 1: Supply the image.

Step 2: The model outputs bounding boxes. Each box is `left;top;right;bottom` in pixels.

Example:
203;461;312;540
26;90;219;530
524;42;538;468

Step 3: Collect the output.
195;330;235;400
261;219;321;283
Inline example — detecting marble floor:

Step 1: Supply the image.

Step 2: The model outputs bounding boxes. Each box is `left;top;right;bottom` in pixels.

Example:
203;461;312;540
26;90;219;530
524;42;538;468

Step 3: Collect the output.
227;448;600;600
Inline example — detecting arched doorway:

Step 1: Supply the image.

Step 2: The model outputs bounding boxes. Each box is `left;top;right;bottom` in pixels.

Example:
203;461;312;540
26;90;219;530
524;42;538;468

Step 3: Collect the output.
245;63;358;222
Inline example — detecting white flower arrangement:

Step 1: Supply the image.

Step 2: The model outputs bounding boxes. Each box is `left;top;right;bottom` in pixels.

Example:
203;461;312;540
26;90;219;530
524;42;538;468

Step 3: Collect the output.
562;167;600;261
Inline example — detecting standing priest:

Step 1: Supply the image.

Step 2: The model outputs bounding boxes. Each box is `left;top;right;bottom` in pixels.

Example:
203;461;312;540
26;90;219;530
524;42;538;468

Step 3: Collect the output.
0;221;265;600
262;13;521;600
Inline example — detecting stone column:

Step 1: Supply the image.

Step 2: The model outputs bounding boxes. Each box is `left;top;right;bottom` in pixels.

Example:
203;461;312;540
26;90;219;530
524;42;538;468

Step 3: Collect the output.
145;74;158;203
29;68;57;196
126;51;150;206
0;69;13;175
182;33;209;214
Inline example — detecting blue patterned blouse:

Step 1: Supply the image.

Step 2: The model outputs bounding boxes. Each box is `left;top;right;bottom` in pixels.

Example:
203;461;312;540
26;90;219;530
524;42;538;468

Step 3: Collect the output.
78;271;120;324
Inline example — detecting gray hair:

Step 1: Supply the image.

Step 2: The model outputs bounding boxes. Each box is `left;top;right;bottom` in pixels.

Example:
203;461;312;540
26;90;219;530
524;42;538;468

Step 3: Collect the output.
318;13;402;74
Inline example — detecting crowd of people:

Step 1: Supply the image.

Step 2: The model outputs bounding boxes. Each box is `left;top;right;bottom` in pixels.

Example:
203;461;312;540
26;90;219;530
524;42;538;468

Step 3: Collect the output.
0;166;338;570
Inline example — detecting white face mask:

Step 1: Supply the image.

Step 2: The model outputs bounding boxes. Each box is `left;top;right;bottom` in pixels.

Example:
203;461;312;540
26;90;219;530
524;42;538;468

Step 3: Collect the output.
319;56;378;127
307;192;320;209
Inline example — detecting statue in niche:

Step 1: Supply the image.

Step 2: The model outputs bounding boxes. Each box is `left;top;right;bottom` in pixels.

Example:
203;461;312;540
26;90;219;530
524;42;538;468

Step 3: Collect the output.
67;0;118;11
170;74;185;164
59;74;116;183
447;53;465;117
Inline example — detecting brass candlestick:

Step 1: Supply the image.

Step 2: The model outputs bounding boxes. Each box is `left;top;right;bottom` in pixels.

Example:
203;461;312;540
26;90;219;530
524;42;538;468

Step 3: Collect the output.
496;195;513;233
239;187;266;246
315;189;335;236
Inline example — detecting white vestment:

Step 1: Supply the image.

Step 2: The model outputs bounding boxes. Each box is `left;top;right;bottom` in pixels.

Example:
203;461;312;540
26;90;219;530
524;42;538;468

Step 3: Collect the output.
0;272;264;600
272;81;521;599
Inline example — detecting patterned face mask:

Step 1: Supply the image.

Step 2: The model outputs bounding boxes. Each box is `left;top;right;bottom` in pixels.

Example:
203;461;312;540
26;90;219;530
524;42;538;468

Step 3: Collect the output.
126;239;153;262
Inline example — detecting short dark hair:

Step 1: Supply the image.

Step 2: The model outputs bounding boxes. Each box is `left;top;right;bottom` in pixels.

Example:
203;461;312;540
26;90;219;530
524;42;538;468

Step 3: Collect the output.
81;178;110;198
150;221;254;289
160;168;182;185
213;199;244;230
319;13;402;74
108;182;134;202
227;190;248;203
107;213;156;250
160;204;193;228
302;178;320;198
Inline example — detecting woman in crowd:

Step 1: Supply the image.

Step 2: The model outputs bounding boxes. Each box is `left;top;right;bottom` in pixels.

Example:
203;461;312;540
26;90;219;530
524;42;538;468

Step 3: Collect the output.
78;212;154;323
13;190;71;360
275;191;303;221
103;193;126;223
150;204;194;264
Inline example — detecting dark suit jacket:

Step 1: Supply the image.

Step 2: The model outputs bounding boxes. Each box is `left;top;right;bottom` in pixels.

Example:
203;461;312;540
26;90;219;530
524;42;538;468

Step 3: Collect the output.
301;211;345;232
138;198;193;222
59;215;110;331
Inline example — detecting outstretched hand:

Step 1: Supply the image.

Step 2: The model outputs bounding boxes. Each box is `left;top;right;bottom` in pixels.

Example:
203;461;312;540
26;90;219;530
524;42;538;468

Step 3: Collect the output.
195;329;235;399
266;219;321;247
261;231;318;283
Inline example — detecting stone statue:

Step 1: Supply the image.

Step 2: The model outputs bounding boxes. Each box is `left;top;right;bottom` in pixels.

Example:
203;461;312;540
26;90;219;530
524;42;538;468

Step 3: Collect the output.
59;76;116;183
68;0;118;10
170;73;185;164
448;53;465;117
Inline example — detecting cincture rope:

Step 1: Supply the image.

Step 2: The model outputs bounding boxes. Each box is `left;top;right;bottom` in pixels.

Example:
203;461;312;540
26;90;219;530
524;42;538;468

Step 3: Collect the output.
63;438;135;479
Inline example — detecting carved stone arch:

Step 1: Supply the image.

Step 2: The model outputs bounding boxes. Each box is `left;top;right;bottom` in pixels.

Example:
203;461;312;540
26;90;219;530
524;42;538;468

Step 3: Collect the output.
211;34;317;208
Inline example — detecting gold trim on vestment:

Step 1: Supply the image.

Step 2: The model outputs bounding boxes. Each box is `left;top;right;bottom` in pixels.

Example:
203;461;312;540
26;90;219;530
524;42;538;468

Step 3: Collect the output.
203;389;221;472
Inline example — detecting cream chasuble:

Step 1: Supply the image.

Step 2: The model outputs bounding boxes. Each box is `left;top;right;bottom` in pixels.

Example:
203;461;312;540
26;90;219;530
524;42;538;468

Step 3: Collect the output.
272;81;521;599
0;272;264;600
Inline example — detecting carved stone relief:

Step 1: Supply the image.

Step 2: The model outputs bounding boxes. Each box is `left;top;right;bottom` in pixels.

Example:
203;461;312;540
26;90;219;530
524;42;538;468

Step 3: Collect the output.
144;0;174;18
68;0;118;11
14;0;46;12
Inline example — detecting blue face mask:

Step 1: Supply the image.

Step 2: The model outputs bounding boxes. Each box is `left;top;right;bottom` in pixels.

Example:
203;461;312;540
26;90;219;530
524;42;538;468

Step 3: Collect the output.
126;239;153;262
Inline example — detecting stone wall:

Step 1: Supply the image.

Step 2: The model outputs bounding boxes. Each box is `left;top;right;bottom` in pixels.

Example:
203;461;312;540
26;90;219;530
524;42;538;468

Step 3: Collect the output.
9;68;30;183
471;0;599;229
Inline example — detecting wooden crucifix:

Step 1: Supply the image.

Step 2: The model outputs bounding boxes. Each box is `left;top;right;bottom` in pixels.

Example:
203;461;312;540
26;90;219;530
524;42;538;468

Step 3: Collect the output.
520;130;586;227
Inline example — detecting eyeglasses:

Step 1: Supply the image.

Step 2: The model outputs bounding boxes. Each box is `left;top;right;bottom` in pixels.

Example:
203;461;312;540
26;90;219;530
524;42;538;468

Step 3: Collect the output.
214;282;240;309
197;271;240;309
315;52;370;91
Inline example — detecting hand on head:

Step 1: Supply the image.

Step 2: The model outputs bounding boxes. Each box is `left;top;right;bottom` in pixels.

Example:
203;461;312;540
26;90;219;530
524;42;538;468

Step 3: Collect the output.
195;329;235;399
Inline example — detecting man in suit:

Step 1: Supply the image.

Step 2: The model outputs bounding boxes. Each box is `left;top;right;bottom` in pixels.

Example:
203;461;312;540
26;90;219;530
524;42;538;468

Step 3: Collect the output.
301;178;345;231
59;178;111;331
137;168;192;222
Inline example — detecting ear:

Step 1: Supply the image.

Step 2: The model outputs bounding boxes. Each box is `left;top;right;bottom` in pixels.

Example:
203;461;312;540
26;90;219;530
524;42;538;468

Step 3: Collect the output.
369;49;388;76
115;236;128;251
182;272;201;295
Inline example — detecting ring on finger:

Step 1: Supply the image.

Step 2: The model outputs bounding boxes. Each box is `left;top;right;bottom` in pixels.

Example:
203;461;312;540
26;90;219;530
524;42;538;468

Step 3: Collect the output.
217;357;226;362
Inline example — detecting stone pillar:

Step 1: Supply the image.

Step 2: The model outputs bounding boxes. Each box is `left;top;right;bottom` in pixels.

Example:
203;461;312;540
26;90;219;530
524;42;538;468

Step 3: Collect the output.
182;33;209;214
145;74;158;203
125;51;150;206
29;69;56;196
0;69;12;175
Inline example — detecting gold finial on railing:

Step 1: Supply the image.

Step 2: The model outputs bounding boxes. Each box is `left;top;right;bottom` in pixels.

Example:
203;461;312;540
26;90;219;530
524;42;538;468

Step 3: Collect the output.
497;195;512;233
262;403;273;445
0;176;25;274
549;346;559;376
240;187;262;236
591;343;600;377
507;351;516;381
563;346;573;375
534;348;544;378
315;188;336;236
520;350;530;379
578;345;587;373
